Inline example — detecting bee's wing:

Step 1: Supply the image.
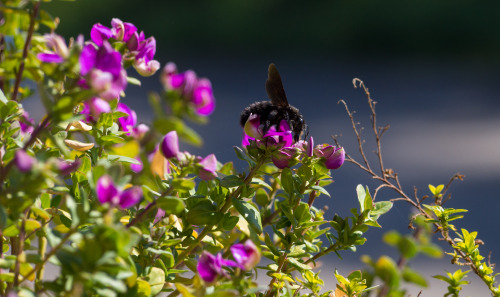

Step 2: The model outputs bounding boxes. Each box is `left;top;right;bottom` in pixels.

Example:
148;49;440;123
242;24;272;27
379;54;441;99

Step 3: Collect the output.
266;63;289;107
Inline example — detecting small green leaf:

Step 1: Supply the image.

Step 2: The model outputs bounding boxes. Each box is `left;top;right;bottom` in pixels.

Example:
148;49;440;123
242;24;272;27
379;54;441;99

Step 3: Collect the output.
157;196;185;215
402;267;428;287
288;258;311;271
280;168;294;194
310;185;330;198
107;154;141;165
232;198;262;234
186;201;222;226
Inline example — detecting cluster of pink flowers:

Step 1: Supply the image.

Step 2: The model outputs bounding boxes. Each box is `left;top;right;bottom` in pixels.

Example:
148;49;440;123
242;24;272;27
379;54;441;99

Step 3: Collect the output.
242;114;345;170
90;18;160;77
161;62;215;116
197;240;261;283
161;131;218;180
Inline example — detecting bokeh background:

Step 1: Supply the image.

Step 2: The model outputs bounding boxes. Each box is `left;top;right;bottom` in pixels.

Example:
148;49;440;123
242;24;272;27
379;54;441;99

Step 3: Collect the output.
31;0;500;295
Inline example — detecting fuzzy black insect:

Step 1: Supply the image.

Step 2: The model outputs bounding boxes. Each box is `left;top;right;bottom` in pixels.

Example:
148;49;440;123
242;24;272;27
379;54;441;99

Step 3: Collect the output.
240;63;307;142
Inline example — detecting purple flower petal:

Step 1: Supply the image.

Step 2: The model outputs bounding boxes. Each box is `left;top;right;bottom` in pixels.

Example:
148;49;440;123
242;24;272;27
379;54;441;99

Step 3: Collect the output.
161;131;179;159
14;150;35;172
37;53;64;63
79;44;97;76
198;154;217;181
119;186;142;208
59;159;81;176
96;175;119;205
111;18;137;42
117;103;137;134
271;149;293;169
130;157;143;173
197;252;219;283
230;240;261;270
90;23;113;46
324;147;345;170
307;136;314;157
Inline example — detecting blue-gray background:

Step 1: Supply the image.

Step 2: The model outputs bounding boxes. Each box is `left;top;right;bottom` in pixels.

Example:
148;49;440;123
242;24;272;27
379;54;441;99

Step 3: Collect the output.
33;1;500;295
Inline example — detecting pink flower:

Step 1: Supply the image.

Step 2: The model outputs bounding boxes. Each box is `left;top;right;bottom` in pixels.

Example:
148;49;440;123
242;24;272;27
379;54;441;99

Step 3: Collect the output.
198;154;217;181
96;175;142;208
161;131;179;159
230;240;261;270
37;34;69;63
314;144;345;170
14;150;35;172
79;42;127;100
197;252;237;283
116;102;137;134
81;97;111;122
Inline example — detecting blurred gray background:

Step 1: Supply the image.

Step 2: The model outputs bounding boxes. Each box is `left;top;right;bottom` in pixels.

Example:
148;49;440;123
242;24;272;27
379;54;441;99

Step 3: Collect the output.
31;0;500;295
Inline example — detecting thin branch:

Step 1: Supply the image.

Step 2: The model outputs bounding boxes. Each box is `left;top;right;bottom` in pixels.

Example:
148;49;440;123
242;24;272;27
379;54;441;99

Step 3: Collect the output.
12;1;40;102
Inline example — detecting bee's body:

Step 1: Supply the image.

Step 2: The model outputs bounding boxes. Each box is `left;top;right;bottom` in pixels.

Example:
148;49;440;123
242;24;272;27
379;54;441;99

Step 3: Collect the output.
239;64;307;142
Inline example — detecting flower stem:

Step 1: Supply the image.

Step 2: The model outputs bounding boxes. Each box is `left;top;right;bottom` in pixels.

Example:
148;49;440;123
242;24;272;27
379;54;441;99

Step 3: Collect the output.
12;1;40;102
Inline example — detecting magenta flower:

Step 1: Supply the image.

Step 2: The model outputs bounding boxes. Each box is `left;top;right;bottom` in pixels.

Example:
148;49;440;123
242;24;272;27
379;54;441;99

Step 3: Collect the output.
314;145;345;170
198;154;217;181
132;123;149;139
161;131;179;159
271;147;298;169
192;78;215;116
132;36;160;77
81;97;111;122
230;240;261;270
19;112;34;134
116;102;137;134
37;34;69;63
14;150;35;172
161;63;215;116
110;18;137;43
79;42;127;100
153;207;166;225
197;252;237;283
96;175;142;208
90;23;114;46
307;136;314;157
242;117;293;149
130;157;143;173
58;159;81;176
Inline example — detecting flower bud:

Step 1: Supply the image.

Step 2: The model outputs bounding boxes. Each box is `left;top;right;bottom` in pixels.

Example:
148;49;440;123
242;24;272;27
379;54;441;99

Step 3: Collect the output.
230;240;261;270
161;131;179;159
14;150;35;173
96;175;119;205
119;186;142;208
198;154;217;181
324;147;345;170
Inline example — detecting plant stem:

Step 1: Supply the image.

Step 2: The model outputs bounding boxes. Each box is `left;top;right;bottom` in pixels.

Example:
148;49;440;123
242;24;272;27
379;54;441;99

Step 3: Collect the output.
19;228;77;284
12;1;40;102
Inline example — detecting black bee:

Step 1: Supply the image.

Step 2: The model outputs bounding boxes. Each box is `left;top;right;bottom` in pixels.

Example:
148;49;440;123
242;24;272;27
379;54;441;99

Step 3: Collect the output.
240;63;307;143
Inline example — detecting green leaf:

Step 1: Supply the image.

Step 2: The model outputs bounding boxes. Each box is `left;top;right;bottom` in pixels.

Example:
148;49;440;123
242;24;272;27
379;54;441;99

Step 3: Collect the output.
382;230;401;246
232;198;262;234
107;154;141;165
127;76;142;86
251;178;272;190
310;185;330;198
219;175;245;188
255;188;270;207
280;168;294;194
221;214;239;231
0;89;7;105
157;196;185;215
398;236;417;259
136;279;151;297
148;267;165;296
288;258;312;271
371;201;393;216
356;184;373;212
402;267;428;287
186;201;222;226
100;135;125;144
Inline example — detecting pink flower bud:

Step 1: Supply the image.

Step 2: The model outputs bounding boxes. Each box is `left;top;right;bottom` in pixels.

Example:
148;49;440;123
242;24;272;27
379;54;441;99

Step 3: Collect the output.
14;150;35;172
230;240;261;270
198;154;217;181
161;131;179;159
